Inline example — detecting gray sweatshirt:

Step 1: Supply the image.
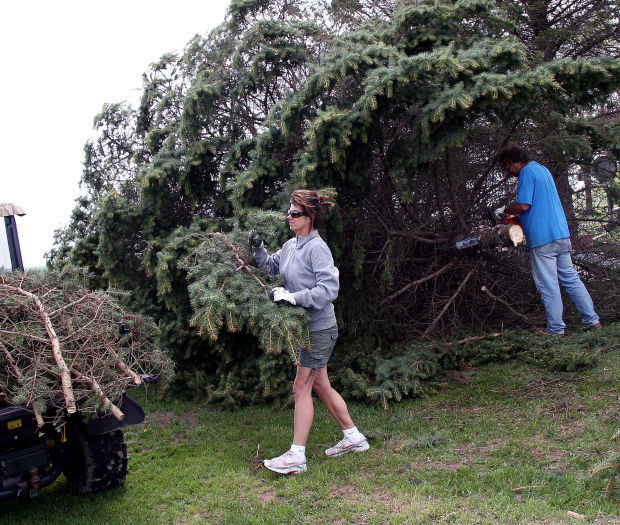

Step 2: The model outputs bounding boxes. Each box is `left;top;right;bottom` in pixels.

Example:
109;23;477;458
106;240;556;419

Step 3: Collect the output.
254;229;339;331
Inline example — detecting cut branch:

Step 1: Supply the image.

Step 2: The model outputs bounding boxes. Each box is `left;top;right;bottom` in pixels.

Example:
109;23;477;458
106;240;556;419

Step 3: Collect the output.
381;260;456;305
0;271;172;425
112;354;142;385
9;285;77;414
423;263;479;338
206;233;271;295
0;341;44;426
481;285;536;325
72;370;124;421
477;224;525;248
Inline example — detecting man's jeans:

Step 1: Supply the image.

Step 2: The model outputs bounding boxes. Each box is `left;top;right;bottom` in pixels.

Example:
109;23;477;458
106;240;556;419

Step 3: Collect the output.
530;238;599;334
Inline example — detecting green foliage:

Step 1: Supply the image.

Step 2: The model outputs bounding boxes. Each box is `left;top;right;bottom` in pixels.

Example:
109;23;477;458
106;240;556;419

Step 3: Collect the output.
591;427;620;500
177;229;310;408
182;231;310;361
336;325;619;407
50;0;620;407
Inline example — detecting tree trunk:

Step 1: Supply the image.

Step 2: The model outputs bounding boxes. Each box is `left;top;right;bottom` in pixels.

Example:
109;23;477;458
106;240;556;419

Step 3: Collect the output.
554;171;578;235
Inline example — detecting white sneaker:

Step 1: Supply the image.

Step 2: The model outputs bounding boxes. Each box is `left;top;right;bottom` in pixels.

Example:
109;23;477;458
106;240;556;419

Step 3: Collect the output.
325;433;370;457
263;450;307;474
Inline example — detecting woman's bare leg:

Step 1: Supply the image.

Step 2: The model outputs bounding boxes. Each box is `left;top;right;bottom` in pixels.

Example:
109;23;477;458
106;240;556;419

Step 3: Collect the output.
311;366;354;430
292;366;319;446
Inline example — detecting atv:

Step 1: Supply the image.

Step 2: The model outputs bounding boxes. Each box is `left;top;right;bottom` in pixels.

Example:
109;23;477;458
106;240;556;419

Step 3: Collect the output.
0;392;147;501
0;218;170;501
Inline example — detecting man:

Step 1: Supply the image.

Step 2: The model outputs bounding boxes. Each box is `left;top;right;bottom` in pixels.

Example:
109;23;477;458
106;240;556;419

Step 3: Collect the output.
499;142;601;335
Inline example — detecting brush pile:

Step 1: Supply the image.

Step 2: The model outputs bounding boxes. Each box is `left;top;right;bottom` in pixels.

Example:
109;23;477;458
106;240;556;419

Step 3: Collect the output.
0;268;173;425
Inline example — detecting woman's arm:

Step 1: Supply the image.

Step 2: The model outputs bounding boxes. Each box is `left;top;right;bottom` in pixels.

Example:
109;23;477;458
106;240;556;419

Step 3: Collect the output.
254;244;282;275
291;245;339;309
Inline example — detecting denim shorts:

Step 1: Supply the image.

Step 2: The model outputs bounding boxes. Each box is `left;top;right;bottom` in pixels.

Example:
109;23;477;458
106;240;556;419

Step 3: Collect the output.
298;325;338;369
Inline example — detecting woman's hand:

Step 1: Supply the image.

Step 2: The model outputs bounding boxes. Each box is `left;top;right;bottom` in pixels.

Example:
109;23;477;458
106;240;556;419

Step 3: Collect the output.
249;230;265;249
269;287;296;305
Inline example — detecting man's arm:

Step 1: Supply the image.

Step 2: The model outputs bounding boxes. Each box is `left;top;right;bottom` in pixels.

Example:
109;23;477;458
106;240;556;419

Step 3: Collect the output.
505;203;531;214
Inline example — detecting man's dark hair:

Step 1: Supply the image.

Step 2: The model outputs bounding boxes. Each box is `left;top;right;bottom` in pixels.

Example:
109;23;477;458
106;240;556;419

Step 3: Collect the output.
498;142;530;165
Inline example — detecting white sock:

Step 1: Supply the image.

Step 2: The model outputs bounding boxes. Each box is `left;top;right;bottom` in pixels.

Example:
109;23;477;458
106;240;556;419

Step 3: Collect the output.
343;426;359;438
290;444;306;456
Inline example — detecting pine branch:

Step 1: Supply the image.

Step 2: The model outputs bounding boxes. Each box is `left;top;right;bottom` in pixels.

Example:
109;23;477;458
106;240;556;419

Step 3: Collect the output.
0;341;44;426
0;270;172;422
205;232;270;295
183;230;310;367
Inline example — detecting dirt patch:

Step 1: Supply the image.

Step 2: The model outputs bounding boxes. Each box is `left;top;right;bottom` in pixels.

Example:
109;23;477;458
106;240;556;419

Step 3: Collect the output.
147;410;175;426
525;435;570;469
257;487;282;505
330;484;360;499
146;410;197;428
547;449;569;469
409;460;465;472
453;438;504;462
558;420;585;438
177;411;198;426
329;485;436;516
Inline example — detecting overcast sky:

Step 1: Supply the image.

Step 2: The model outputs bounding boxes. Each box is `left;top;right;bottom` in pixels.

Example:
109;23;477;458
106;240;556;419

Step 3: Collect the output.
1;0;230;268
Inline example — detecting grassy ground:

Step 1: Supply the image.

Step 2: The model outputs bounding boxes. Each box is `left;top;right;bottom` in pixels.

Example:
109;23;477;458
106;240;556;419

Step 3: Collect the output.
1;329;618;524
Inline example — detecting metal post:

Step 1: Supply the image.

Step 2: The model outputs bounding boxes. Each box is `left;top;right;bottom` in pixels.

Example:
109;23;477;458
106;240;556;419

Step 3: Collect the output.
4;215;24;272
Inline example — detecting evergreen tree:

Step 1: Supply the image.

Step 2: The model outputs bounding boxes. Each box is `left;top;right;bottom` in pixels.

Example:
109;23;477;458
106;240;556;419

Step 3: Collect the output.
50;0;619;403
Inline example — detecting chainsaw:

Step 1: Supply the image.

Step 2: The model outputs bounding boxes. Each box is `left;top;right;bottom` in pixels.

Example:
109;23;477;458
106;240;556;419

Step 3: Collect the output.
455;212;523;250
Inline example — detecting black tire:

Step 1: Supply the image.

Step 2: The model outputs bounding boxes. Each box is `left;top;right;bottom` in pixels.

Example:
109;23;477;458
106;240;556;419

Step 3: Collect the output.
63;429;128;494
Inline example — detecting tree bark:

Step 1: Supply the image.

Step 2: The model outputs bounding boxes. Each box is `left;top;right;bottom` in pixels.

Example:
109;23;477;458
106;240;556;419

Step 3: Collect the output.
72;370;124;421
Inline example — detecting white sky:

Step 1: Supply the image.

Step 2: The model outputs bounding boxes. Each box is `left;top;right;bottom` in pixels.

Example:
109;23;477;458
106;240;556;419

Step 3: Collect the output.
1;0;230;268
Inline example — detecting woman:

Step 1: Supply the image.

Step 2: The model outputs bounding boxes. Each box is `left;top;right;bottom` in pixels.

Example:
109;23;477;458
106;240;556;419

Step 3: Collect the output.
254;189;369;475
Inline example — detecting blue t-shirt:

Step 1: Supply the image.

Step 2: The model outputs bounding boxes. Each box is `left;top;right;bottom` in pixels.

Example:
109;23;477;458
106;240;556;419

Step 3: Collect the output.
516;161;570;248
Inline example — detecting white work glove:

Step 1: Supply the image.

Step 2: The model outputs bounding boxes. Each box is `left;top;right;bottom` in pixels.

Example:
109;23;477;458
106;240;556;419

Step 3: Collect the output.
269;287;296;305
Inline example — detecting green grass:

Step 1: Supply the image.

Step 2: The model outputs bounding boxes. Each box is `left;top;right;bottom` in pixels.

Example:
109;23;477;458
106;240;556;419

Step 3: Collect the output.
1;330;618;524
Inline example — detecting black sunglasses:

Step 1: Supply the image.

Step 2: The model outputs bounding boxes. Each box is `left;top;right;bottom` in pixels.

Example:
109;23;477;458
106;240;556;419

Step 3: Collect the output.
286;209;307;218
